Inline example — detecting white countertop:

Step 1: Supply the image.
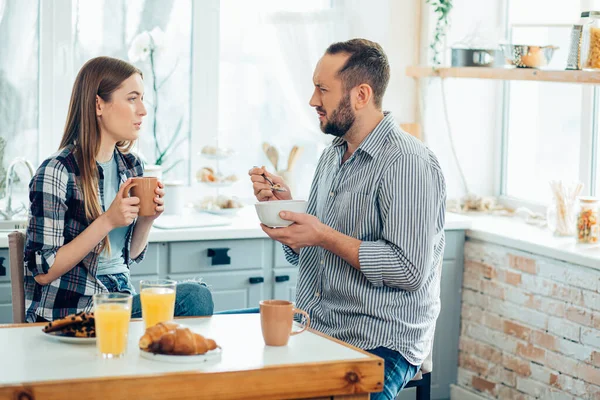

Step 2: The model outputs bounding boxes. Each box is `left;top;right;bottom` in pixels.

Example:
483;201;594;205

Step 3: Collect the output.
464;213;600;272
1;208;596;272
0;314;368;385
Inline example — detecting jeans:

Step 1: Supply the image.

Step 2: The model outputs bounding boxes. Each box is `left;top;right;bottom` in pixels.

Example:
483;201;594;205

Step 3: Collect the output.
367;347;420;400
214;307;260;314
98;273;214;318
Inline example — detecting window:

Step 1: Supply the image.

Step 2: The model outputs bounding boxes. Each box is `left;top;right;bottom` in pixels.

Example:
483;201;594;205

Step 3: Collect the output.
0;0;39;200
213;0;339;200
502;1;595;205
72;0;192;181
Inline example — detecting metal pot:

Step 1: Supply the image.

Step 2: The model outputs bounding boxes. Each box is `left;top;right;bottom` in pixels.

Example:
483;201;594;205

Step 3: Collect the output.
451;48;504;67
500;44;558;68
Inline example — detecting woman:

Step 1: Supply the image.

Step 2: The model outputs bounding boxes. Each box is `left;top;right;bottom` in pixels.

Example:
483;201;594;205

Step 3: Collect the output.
24;56;213;322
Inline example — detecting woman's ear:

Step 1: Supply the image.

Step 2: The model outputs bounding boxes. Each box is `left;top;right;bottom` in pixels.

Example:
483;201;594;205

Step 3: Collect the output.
96;95;103;117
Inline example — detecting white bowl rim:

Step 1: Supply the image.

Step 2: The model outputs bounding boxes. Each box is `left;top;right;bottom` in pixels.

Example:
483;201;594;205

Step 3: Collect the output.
254;200;307;206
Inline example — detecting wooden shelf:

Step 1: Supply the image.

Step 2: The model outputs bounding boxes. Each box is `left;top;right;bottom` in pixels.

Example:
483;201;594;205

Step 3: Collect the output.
406;66;600;85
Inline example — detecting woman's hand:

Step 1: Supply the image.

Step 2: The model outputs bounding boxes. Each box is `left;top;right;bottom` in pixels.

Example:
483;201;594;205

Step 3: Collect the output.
104;178;140;229
249;166;292;202
34;274;52;286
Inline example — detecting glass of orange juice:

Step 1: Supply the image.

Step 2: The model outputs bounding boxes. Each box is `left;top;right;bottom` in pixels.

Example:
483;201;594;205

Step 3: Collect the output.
93;293;132;359
140;279;177;328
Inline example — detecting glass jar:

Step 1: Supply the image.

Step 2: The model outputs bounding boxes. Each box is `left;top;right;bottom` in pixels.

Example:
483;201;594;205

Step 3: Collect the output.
581;11;600;70
547;202;577;236
576;197;600;244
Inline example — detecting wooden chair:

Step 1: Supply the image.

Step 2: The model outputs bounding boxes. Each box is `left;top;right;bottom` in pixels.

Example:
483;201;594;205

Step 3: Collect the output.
8;231;26;323
403;357;432;400
400;123;422;141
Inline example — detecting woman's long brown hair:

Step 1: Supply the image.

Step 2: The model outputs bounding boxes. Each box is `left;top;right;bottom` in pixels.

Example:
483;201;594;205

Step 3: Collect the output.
59;56;142;252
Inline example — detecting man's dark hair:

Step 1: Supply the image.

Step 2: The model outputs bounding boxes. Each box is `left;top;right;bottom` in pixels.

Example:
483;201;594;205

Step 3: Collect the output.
325;38;390;109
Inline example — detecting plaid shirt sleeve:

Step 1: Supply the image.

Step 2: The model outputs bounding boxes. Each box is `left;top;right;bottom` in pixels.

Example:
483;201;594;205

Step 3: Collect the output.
24;159;69;276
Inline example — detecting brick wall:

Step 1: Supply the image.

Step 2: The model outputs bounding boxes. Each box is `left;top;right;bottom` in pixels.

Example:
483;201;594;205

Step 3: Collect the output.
458;239;600;400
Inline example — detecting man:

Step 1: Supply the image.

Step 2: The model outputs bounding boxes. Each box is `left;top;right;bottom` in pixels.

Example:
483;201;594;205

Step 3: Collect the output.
249;39;446;399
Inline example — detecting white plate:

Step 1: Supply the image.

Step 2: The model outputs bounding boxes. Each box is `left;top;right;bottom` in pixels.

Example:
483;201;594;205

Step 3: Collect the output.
201;153;235;161
198;180;235;188
139;347;222;364
43;331;96;344
202;208;242;216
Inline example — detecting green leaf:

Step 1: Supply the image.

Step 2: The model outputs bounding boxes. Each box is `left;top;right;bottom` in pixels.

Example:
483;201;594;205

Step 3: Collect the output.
155;117;184;165
162;158;184;174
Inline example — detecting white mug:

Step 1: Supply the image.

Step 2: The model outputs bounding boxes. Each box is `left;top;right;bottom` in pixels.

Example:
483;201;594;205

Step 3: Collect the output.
163;181;185;215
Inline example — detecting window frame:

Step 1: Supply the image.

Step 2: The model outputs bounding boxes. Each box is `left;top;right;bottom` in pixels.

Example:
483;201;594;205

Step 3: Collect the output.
498;12;600;212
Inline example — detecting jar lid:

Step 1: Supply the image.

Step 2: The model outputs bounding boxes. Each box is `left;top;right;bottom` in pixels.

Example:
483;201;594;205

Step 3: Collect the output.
578;196;600;203
581;11;600;18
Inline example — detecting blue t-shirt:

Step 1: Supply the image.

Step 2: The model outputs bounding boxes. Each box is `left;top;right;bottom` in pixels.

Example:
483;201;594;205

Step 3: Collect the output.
96;156;129;276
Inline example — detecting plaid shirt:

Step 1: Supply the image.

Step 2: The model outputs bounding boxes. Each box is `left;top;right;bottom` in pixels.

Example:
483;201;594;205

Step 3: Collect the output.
24;145;147;322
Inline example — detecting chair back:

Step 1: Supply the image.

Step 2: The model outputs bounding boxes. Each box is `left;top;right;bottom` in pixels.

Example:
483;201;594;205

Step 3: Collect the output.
8;231;26;323
400;123;422;141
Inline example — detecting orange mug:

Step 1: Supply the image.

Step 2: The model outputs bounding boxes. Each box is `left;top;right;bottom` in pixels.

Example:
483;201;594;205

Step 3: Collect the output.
122;177;158;217
259;300;310;346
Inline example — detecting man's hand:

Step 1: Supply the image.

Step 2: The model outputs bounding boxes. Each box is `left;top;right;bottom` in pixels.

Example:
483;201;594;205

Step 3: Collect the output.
249;166;292;202
261;211;330;249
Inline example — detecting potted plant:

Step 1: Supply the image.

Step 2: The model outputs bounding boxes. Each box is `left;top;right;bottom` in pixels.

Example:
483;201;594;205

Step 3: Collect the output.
128;27;186;180
426;0;453;65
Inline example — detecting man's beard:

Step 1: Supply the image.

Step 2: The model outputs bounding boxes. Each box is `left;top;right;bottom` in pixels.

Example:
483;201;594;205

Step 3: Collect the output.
319;93;355;137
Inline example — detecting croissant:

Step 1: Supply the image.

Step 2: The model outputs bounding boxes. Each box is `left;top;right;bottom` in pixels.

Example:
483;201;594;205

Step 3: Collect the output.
138;322;179;351
156;327;218;355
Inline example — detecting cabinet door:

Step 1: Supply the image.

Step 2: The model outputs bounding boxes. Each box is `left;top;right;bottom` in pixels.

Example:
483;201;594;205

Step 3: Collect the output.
0;249;9;284
272;267;298;303
429;258;462;400
131;243;166;277
168;270;266;313
0;304;12;324
130;274;160;294
169;239;271;274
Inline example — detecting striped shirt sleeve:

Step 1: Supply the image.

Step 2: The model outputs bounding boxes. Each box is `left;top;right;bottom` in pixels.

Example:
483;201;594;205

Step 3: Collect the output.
25;159;69;276
282;244;299;265
359;154;445;291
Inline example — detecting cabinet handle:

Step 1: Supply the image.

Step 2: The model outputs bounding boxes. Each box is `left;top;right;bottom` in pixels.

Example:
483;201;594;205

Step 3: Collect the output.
0;257;5;277
275;275;290;283
248;277;264;284
207;248;231;266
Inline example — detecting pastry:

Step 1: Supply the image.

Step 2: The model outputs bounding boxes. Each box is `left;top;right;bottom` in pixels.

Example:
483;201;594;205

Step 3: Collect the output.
139;323;218;355
42;312;96;337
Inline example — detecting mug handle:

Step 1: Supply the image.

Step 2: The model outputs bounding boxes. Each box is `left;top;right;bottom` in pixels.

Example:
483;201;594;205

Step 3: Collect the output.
290;308;310;336
121;180;138;198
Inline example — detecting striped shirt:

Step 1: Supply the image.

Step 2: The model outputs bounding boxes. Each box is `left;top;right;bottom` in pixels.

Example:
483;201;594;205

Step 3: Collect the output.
284;112;446;366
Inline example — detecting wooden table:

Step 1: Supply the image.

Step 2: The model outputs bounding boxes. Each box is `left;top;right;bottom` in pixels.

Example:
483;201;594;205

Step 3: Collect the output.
0;314;383;399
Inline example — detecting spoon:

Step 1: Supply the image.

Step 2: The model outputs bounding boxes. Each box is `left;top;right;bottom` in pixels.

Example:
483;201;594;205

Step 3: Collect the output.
253;166;287;192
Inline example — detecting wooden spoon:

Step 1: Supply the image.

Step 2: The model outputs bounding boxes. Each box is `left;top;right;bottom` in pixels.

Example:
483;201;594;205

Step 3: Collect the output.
266;145;279;171
287;146;303;171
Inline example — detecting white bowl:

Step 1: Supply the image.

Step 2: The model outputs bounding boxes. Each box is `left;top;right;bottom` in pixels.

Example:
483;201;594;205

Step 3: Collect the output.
254;200;308;228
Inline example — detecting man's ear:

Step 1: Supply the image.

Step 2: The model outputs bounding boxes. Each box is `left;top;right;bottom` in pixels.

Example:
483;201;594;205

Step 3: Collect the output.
354;84;373;110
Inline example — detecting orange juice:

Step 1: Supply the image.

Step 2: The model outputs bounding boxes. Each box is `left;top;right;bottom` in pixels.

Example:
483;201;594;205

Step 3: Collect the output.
140;287;176;328
95;303;131;357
